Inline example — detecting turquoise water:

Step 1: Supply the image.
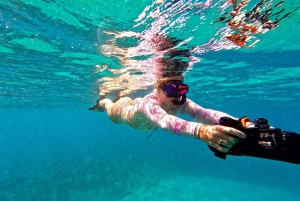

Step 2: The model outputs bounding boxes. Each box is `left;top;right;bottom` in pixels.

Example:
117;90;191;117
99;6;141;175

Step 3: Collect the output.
1;0;300;200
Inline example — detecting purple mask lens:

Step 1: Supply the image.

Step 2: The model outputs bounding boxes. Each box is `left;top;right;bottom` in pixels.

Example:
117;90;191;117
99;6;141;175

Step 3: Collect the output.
165;83;188;97
166;84;176;95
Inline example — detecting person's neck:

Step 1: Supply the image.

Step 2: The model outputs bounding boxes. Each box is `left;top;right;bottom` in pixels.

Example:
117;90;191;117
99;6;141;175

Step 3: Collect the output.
161;99;178;112
161;102;169;110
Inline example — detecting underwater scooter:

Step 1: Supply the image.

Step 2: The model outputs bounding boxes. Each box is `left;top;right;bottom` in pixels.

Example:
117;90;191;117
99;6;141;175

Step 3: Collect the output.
209;117;300;165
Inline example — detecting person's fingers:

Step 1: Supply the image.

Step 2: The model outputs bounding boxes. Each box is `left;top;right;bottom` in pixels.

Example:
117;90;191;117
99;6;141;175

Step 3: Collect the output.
219;139;234;148
219;126;246;138
220;134;239;144
213;143;230;153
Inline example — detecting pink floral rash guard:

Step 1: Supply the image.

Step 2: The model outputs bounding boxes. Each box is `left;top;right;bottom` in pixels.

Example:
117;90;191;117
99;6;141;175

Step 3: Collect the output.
121;89;234;138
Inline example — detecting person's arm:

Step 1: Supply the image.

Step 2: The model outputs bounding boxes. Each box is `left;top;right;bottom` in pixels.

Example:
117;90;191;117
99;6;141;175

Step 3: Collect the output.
139;99;245;152
177;98;246;152
136;99;200;138
180;99;236;125
135;93;245;153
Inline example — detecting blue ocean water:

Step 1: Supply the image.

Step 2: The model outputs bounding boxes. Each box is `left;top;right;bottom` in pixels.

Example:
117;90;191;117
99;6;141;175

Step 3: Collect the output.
1;0;300;200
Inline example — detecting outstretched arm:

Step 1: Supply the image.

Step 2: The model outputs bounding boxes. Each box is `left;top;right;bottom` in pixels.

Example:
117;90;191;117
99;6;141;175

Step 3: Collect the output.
180;99;236;125
137;99;200;138
179;99;246;152
140;100;245;152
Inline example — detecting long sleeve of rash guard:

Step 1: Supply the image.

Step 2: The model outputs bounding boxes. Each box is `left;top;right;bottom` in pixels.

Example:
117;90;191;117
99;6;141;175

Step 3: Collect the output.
180;99;236;125
133;91;235;138
138;100;201;138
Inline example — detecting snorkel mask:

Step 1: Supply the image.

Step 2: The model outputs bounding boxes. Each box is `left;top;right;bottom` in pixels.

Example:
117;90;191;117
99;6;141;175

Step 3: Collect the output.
159;80;189;105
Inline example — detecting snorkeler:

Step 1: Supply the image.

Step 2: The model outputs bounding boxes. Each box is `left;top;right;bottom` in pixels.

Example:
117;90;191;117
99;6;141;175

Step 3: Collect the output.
89;76;300;165
89;75;247;153
90;43;300;165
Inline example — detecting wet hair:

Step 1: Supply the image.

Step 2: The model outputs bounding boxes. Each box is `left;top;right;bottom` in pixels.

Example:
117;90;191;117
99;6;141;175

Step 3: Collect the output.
157;52;190;78
154;76;184;89
158;47;191;78
154;35;182;51
154;35;192;78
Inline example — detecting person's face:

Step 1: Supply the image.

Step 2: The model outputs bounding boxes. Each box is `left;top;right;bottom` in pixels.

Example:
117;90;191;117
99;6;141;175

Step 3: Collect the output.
158;87;177;107
158;77;185;107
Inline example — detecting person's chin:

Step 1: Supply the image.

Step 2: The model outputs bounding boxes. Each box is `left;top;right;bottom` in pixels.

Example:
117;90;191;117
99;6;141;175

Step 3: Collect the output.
169;100;177;107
